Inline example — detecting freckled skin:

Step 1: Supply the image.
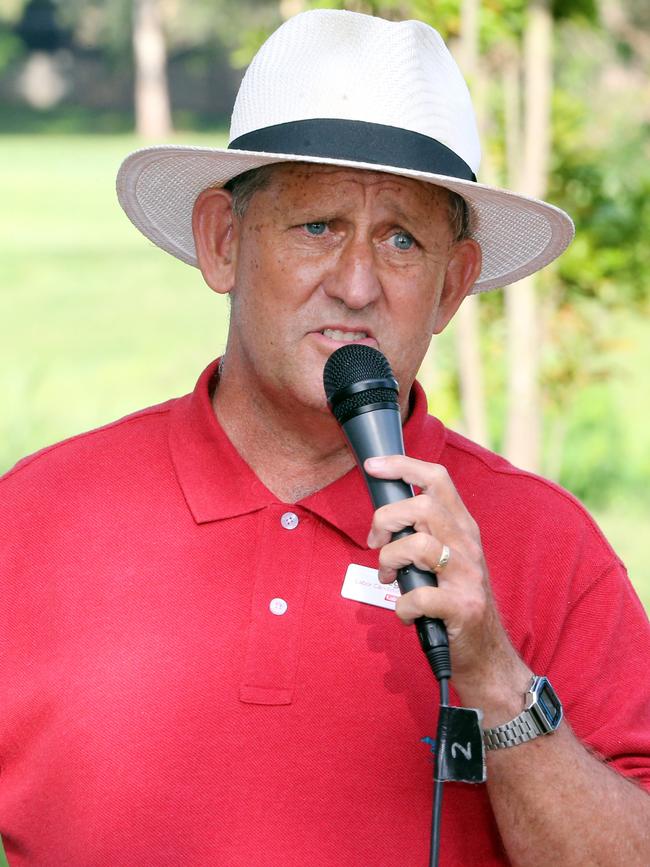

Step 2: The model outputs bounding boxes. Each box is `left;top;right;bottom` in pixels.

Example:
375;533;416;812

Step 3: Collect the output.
191;162;480;498
223;164;464;423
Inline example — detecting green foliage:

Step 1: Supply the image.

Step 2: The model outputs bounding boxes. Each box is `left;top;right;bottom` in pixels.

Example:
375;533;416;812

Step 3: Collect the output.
412;0;596;53
594;502;650;610
411;0;524;44
0;25;22;69
230;24;275;69
550;91;650;306
551;0;596;23
535;22;650;507
550;383;625;505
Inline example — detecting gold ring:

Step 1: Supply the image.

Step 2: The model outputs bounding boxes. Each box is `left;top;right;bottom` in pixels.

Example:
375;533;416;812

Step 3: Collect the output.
434;544;451;572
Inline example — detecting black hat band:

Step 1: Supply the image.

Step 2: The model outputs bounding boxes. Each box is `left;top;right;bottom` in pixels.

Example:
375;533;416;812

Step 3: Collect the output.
229;118;476;182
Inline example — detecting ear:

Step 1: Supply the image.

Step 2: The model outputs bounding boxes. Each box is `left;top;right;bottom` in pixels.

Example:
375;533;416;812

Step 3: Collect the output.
433;238;483;333
192;187;239;295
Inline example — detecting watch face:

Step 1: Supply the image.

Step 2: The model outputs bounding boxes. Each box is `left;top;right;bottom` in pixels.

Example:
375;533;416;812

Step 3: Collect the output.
537;679;563;728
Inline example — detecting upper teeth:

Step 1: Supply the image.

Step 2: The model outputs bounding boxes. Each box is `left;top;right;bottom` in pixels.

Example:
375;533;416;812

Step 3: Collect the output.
322;329;368;341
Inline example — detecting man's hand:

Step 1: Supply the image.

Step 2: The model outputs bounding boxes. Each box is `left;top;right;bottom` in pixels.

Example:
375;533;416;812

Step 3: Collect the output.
364;454;531;713
364;454;650;867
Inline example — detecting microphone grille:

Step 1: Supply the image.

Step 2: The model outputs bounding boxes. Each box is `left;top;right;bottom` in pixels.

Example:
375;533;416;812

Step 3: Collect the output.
323;344;394;398
323;345;399;423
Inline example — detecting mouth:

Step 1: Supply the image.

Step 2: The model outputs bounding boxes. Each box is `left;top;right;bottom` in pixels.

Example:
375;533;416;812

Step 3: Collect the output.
320;328;370;342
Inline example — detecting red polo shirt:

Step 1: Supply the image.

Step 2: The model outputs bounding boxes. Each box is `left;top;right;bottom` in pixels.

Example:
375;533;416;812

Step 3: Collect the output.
1;360;649;866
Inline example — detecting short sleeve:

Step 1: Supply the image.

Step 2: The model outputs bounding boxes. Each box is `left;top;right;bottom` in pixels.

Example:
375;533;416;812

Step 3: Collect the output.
546;558;650;791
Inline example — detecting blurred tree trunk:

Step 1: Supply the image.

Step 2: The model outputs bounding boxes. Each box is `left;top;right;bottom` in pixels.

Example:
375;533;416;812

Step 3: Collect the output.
133;0;172;138
504;0;552;471
454;0;490;448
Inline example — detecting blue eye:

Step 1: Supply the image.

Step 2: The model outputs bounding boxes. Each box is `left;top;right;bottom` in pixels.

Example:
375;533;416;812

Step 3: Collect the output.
391;231;414;250
304;222;327;235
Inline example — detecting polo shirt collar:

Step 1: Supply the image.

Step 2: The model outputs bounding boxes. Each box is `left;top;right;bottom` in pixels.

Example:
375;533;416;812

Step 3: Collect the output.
169;359;447;549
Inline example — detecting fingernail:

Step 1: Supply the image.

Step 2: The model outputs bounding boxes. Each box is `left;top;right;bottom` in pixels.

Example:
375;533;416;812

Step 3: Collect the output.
365;457;385;470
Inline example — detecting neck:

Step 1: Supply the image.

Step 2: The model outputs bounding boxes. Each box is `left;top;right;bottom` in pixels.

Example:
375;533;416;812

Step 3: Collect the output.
212;363;356;504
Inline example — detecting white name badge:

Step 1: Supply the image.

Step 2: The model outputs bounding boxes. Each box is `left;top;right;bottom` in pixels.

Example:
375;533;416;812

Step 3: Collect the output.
341;563;402;611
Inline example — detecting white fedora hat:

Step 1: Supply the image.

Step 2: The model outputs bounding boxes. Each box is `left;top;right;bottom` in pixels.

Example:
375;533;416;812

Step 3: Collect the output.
116;9;574;293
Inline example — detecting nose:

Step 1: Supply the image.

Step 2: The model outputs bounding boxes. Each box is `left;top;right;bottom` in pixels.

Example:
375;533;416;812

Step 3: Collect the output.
322;236;382;309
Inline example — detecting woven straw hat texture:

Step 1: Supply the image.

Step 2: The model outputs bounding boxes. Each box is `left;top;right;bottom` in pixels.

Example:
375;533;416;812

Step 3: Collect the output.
117;10;574;293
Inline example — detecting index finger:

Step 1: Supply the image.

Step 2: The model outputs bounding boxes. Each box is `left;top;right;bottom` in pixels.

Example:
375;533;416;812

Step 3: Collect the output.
364;455;470;519
364;454;480;540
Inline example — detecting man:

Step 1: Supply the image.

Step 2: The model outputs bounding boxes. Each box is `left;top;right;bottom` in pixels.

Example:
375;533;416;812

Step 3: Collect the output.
1;9;648;866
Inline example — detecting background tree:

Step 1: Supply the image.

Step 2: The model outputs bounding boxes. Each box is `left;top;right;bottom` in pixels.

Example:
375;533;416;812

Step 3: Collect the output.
454;0;490;449
51;0;278;133
133;0;171;137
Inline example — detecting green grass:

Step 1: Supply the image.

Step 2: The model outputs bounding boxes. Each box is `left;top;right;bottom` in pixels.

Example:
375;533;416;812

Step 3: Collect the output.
1;134;232;464
594;504;650;611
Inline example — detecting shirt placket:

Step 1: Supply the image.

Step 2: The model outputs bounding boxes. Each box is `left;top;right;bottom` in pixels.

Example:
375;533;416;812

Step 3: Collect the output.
239;504;315;705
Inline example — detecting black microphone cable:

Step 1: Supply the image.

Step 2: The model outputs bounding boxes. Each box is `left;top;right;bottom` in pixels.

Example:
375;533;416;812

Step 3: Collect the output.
430;676;449;867
323;344;452;867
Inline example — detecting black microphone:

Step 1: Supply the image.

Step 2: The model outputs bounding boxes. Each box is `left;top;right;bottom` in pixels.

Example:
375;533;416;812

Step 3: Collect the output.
323;344;451;681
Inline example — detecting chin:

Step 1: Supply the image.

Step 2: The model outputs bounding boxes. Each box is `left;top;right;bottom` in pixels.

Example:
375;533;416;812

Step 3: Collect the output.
295;366;332;415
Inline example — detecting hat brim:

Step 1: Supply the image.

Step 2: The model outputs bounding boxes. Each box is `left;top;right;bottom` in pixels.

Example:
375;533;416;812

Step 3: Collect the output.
116;144;574;294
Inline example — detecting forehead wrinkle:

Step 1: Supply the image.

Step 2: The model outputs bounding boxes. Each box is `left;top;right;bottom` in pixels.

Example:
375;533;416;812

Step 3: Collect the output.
268;163;422;195
263;164;448;228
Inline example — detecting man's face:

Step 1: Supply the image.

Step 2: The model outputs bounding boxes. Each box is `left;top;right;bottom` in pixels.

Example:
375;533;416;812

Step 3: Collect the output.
218;164;476;416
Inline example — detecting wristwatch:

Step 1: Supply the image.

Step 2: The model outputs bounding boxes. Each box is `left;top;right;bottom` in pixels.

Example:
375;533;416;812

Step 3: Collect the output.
482;675;563;751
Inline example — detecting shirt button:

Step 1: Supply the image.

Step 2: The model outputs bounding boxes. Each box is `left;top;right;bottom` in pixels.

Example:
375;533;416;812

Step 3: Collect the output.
269;598;288;616
280;511;299;530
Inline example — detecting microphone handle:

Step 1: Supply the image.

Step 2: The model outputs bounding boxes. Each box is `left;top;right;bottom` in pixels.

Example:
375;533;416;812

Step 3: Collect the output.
392;527;451;678
341;409;451;679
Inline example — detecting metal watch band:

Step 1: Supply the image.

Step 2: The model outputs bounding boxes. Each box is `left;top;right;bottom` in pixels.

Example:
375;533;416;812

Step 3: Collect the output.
483;709;541;751
482;675;562;751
